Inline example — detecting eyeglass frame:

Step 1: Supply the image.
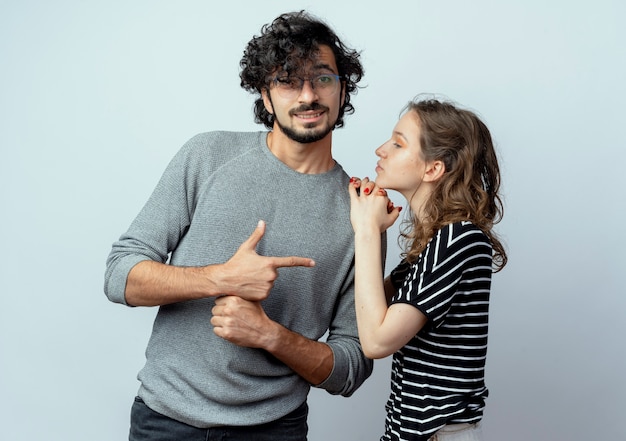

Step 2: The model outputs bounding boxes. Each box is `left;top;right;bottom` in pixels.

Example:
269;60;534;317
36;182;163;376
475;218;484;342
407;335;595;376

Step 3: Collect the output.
269;73;343;98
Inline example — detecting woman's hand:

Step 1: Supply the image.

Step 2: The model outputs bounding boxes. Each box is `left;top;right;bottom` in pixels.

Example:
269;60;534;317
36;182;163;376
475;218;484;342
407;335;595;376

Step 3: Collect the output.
349;177;402;235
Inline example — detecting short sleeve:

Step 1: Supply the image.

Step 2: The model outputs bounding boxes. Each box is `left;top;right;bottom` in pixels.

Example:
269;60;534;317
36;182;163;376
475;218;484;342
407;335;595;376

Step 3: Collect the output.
390;222;492;327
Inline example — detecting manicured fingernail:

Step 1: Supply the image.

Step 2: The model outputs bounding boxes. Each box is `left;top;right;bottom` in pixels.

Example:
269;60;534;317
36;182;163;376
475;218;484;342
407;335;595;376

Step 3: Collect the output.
364;188;370;194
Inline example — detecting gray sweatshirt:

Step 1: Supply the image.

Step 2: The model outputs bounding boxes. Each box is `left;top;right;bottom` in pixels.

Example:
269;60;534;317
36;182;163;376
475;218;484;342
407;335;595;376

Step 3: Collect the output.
104;131;374;428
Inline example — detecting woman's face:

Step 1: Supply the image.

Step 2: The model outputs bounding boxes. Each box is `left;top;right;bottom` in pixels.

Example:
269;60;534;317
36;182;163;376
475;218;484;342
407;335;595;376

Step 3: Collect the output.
374;111;428;200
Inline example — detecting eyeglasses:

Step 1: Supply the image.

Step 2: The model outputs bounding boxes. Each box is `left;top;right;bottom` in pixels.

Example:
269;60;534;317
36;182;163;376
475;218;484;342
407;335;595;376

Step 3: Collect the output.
271;74;342;98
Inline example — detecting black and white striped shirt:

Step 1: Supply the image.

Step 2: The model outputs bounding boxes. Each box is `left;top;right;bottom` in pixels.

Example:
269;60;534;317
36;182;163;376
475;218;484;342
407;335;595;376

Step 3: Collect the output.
384;221;493;441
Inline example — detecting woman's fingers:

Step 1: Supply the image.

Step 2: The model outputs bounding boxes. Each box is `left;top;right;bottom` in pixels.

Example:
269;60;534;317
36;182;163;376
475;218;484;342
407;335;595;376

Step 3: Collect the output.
361;178;376;196
350;178;397;210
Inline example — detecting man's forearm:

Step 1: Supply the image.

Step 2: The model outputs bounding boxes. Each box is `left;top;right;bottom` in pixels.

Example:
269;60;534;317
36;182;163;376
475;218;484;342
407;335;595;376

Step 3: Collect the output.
125;260;224;306
123;221;315;306
264;323;334;386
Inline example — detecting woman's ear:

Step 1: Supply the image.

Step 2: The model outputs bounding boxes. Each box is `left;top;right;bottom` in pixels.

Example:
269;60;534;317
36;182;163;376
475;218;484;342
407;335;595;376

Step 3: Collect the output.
423;160;445;183
261;89;274;115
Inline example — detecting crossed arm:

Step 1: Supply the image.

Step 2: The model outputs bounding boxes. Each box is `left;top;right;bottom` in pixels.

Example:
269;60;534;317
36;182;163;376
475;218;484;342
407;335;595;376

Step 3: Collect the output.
123;220;333;385
124;220;314;306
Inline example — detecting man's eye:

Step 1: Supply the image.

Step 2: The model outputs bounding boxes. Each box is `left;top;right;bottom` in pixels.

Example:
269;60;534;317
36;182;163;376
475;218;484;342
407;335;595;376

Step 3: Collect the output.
316;75;334;85
277;77;299;88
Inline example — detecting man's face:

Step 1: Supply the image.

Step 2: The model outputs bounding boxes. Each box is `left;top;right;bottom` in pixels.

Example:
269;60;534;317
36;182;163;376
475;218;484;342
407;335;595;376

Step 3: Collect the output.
262;45;345;144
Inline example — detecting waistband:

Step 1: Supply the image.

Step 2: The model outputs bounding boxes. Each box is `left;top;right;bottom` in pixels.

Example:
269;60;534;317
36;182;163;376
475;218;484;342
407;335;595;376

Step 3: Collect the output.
437;422;478;433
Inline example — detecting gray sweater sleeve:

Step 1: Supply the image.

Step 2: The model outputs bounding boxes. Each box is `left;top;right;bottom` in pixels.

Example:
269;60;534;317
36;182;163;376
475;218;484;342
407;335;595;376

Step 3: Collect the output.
103;137;203;305
316;233;383;396
315;265;373;396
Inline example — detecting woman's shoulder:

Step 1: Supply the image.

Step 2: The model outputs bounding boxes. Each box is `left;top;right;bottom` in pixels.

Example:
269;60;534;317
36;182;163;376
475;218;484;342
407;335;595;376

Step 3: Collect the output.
431;222;491;258
440;221;488;240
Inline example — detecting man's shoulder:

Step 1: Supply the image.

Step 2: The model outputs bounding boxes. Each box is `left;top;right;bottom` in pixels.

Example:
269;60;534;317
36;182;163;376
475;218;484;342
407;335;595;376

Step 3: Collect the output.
185;130;266;151
173;131;268;169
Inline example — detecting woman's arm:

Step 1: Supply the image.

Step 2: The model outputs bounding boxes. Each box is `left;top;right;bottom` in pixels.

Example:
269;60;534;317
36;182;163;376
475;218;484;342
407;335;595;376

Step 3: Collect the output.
350;178;425;359
352;227;427;359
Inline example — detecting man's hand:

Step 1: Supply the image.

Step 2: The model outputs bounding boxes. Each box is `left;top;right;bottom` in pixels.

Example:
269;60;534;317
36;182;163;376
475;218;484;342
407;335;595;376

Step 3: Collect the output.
211;296;275;349
211;295;334;385
124;220;314;306
215;220;316;301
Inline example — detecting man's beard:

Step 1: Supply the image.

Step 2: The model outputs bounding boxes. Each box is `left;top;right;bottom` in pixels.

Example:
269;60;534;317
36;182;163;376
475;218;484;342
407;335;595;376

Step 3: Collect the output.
274;103;336;144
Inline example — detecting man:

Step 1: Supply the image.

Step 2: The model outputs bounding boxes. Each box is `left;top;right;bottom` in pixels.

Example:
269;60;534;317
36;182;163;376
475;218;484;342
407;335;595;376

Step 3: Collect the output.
105;10;375;440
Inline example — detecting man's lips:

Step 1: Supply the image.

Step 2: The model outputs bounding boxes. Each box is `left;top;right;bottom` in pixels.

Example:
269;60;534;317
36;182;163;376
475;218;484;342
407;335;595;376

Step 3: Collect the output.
294;111;324;119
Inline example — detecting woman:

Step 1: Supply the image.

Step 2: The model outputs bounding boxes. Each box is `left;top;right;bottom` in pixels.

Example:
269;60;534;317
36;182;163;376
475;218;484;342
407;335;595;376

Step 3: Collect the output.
349;97;507;441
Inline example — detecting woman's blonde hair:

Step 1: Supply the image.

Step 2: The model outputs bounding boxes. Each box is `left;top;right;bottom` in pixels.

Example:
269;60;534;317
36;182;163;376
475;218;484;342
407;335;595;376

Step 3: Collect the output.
400;98;508;271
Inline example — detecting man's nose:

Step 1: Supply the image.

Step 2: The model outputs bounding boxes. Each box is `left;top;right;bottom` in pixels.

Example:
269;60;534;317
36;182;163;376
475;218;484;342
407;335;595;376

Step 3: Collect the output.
297;79;319;101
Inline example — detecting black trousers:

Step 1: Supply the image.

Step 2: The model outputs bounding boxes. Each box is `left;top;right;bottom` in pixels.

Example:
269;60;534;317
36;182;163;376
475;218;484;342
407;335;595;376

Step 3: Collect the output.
129;397;309;441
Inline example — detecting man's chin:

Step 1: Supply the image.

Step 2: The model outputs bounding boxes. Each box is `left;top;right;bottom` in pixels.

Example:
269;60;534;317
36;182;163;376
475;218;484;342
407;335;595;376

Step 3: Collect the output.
280;125;333;144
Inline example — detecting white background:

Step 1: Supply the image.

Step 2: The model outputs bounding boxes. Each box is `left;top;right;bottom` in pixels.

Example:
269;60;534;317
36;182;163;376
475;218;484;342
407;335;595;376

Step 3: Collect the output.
1;1;624;440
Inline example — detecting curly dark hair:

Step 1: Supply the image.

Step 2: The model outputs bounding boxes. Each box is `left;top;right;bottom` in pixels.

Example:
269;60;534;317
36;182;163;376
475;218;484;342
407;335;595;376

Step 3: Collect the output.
239;11;363;129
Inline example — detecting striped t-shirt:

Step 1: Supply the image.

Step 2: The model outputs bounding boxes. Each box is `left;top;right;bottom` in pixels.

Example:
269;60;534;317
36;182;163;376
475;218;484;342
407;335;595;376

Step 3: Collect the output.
384;221;493;441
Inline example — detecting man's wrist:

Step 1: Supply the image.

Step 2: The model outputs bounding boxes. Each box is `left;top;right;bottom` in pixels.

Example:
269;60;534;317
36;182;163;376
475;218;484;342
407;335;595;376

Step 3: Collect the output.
188;264;224;297
261;320;285;354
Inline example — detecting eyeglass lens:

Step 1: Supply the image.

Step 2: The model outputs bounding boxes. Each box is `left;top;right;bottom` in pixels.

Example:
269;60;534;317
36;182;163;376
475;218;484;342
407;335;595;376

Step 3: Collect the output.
273;74;340;97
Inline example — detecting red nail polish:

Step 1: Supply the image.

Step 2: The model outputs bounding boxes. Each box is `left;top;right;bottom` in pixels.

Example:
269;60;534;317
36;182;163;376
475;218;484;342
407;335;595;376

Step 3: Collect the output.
364;188;370;194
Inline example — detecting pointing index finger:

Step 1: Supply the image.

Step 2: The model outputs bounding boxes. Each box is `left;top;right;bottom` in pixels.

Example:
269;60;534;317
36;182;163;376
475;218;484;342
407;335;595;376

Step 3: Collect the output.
271;256;316;269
